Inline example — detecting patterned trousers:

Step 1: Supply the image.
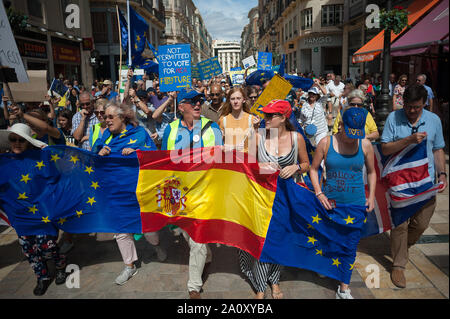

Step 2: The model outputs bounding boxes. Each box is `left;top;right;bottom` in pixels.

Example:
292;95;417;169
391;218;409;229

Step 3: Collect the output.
238;250;281;293
18;235;67;280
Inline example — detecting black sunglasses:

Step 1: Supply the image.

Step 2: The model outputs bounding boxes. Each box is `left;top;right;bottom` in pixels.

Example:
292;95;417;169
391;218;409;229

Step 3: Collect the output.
184;97;205;105
80;102;91;107
264;113;282;119
349;102;364;107
9;136;26;143
94;111;105;116
249;96;258;99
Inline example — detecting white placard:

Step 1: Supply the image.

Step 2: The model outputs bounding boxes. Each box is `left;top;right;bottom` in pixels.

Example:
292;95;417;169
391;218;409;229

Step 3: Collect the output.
0;2;28;83
242;55;256;69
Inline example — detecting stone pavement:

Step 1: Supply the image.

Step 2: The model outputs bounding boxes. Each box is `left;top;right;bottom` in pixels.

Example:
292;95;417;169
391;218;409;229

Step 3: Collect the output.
0;160;448;300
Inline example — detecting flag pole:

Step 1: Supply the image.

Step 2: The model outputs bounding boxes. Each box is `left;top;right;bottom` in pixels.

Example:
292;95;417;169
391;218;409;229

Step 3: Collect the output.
127;0;132;67
116;5;123;101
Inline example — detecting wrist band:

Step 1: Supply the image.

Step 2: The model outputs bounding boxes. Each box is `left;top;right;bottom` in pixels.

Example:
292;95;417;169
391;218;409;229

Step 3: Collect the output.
315;192;324;197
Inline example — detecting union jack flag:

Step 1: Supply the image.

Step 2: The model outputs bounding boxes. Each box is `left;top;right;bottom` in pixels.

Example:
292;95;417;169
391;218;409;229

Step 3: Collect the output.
0;209;10;227
362;141;444;237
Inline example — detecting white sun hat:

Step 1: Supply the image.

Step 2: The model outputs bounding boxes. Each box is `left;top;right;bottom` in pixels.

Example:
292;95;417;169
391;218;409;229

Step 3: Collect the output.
0;123;48;150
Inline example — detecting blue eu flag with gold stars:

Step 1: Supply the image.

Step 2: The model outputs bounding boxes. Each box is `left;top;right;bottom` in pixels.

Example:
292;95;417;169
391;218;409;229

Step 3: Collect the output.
0;146;143;236
260;178;367;284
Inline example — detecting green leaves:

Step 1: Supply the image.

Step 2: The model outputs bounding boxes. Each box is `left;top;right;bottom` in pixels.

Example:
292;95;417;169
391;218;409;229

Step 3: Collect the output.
6;7;28;33
380;8;409;35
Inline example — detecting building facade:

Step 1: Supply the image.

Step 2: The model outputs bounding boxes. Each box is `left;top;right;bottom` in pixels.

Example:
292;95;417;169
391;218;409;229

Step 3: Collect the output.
90;0;165;83
258;0;345;76
241;6;259;61
213;40;241;73
7;0;94;86
162;0;212;64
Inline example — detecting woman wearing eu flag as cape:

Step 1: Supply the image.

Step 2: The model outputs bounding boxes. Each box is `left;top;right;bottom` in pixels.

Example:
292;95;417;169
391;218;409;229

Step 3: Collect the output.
93;102;167;286
309;105;376;299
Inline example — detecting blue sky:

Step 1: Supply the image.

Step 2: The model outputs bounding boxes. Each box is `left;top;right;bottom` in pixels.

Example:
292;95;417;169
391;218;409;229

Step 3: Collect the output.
192;0;258;42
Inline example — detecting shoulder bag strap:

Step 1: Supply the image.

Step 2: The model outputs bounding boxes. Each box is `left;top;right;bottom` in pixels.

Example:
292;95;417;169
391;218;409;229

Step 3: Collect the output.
319;135;331;188
189;120;214;149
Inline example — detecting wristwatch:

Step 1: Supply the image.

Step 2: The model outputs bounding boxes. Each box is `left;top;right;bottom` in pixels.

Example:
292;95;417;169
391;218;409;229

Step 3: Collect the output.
439;172;447;178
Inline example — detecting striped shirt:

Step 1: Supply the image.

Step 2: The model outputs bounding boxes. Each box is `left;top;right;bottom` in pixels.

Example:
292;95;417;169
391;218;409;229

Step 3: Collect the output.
299;101;328;145
71;112;99;150
258;131;297;169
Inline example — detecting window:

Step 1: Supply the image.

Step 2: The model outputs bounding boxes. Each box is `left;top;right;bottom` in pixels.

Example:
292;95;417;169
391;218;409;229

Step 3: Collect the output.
301;8;312;30
91;12;108;43
289;20;292;39
165;18;172;34
322;5;344;27
28;0;43;19
285;23;288;40
293;15;298;35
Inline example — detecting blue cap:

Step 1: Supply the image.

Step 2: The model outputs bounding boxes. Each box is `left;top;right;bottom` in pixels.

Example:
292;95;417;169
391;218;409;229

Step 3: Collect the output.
342;107;367;139
177;87;205;104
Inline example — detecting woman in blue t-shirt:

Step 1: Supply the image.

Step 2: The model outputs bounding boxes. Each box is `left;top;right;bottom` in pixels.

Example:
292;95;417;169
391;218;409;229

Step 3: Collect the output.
309;107;377;299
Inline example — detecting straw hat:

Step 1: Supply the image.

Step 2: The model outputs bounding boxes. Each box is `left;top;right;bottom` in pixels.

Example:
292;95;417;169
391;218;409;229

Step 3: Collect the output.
0;123;48;150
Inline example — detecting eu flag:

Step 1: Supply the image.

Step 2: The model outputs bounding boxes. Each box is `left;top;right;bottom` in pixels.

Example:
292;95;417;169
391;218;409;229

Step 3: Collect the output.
118;7;150;64
0;146;142;236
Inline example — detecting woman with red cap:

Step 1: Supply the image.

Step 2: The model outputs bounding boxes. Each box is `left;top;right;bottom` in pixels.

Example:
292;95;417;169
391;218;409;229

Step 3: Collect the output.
238;99;310;299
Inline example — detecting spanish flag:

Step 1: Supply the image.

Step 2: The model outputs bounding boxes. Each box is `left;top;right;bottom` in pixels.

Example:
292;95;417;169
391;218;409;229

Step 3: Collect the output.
136;147;278;258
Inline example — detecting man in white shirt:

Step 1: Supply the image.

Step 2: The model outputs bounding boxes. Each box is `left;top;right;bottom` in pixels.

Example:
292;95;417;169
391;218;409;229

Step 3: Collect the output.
326;75;345;126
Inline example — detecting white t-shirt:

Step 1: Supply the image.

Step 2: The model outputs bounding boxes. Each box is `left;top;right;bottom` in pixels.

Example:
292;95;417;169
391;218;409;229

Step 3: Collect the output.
326;81;345;98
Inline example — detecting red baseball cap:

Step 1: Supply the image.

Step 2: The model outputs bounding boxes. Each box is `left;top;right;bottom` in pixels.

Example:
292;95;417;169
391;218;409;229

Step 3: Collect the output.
261;100;292;118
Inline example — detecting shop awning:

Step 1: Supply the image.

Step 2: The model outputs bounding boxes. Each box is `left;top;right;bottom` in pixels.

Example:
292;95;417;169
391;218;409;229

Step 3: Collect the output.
391;0;449;56
352;0;441;63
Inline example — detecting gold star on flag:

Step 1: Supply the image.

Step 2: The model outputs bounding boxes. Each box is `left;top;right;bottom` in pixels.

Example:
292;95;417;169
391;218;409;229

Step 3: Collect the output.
28;205;38;214
76;210;84;218
18;192;28;200
20;174;31;184
312;214;322;224
35;161;45;170
69;155;80;164
349;263;355;270
332;258;341;267
136;35;141;42
315;249;323;256
307;224;315;230
364;217;367;223
128;138;137;145
90;181;99;190
50;154;61;162
307;236;318;245
343;215;355;224
85;166;94;175
86;197;96;206
42;216;51;223
58;218;67;225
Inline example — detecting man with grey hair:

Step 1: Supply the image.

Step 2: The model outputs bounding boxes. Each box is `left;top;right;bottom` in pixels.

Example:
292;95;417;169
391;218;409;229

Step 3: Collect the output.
72;91;99;150
416;74;434;111
326;75;345;127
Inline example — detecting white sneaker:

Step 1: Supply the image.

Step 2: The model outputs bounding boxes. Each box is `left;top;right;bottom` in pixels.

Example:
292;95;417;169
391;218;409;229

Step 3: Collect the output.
336;286;354;299
154;245;167;262
59;241;74;254
115;266;138;285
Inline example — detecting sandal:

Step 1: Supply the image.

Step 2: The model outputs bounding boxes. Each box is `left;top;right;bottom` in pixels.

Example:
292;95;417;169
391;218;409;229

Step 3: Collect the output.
271;284;283;299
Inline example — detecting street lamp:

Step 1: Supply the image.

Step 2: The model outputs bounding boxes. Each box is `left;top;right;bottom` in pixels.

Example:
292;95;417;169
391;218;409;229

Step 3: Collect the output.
376;0;392;135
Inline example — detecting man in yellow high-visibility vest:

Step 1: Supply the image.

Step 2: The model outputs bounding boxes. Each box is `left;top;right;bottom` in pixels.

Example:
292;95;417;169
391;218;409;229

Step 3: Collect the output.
161;87;222;299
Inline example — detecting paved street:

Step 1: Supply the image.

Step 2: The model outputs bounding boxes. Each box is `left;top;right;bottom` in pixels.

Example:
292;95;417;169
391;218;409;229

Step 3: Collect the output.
0;158;448;300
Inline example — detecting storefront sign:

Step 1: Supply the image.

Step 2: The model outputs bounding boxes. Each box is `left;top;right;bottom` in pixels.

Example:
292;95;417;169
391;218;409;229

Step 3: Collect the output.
304;36;333;46
16;39;47;59
52;43;81;64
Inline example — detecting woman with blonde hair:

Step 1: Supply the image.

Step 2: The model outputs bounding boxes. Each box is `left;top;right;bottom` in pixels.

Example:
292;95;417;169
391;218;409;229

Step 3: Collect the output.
332;89;379;141
393;74;408;111
218;87;260;152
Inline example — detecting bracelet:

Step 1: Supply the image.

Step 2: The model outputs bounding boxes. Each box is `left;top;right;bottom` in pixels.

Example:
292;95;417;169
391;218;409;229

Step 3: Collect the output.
315;192;324;197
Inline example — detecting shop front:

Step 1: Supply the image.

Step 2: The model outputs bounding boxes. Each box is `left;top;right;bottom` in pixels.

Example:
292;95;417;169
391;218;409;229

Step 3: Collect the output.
298;33;342;76
15;37;49;73
52;39;82;82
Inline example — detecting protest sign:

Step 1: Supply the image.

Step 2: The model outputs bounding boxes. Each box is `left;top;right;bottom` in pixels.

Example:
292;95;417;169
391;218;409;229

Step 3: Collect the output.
0;2;28;83
197;57;222;80
257;52;272;71
5;70;47;102
250;74;292;118
230;67;242;72
191;65;200;79
229;70;245;86
118;66;144;101
242;55;256;69
158;44;191;92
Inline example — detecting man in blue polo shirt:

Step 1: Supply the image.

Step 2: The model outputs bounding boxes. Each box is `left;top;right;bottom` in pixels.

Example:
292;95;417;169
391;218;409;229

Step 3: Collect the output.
161;87;222;299
381;83;447;289
416;74;434;111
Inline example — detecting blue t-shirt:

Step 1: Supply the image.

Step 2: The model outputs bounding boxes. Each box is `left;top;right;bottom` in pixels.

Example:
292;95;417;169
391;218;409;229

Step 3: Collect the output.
161;116;223;150
424;85;434;106
380;109;445;181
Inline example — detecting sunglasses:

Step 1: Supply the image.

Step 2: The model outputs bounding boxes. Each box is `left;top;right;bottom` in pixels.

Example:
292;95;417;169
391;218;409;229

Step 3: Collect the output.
184;98;205;105
264;113;282;119
349;102;364;107
9;136;26;143
249;96;258;99
94;111;105;116
80;102;91;107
